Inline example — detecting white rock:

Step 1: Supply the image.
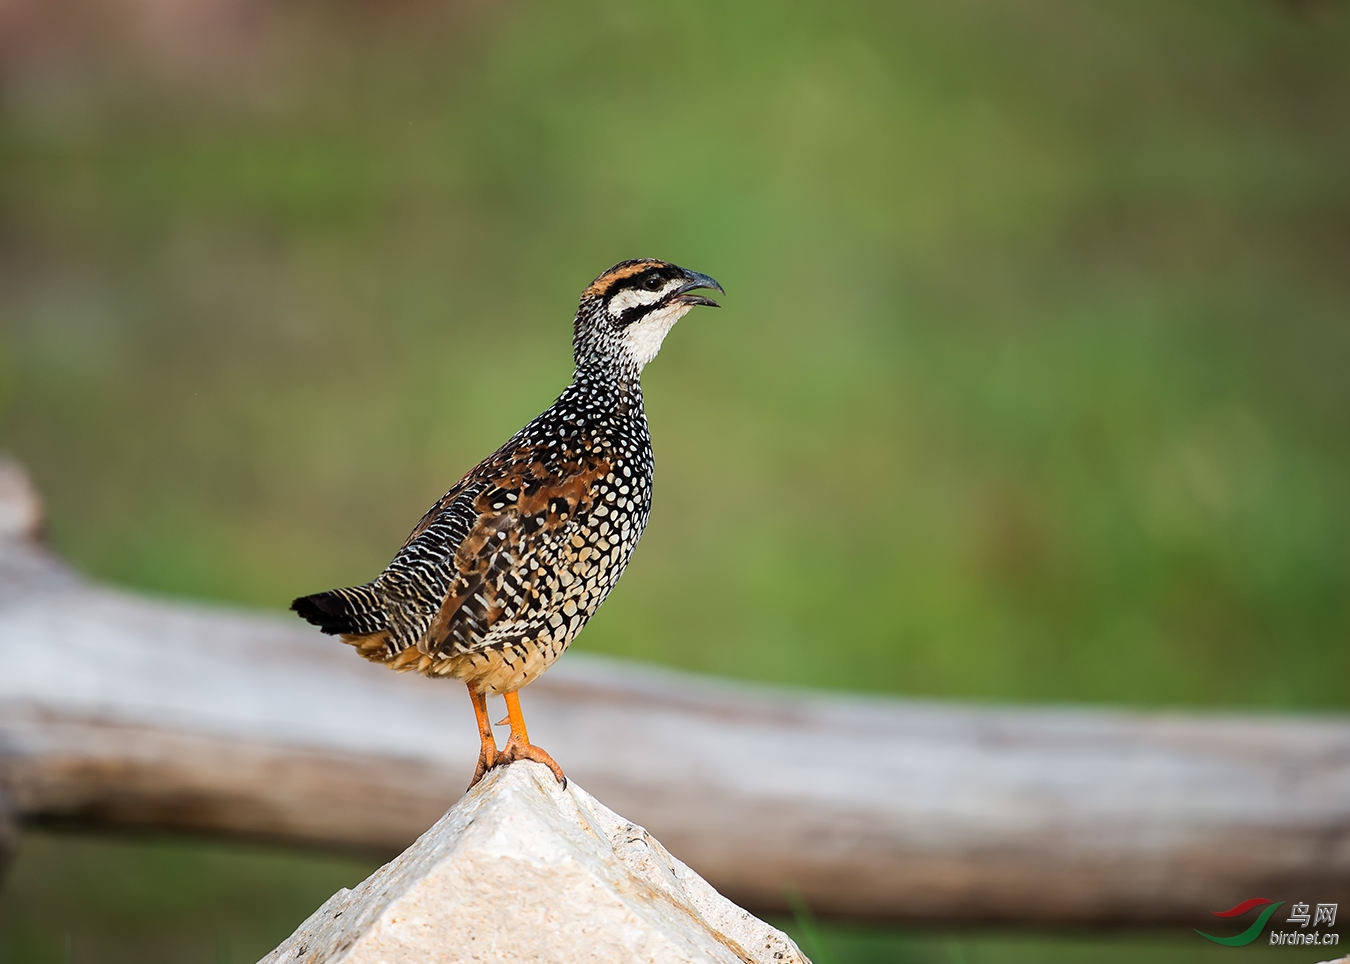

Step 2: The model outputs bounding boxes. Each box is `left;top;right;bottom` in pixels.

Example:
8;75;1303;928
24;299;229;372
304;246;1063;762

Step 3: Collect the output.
259;761;810;964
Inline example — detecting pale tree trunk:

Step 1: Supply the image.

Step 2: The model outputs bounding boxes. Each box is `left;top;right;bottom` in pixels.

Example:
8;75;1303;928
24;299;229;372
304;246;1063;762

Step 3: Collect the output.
0;460;1346;922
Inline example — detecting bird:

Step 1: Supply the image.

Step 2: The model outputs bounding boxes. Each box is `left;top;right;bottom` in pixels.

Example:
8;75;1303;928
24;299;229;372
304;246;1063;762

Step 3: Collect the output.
292;259;723;789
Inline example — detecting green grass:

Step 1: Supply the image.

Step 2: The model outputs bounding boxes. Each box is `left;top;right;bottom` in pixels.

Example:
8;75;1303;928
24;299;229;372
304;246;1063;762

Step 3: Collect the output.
1;0;1348;710
0;0;1348;959
0;830;378;964
0;831;1327;964
776;918;1332;964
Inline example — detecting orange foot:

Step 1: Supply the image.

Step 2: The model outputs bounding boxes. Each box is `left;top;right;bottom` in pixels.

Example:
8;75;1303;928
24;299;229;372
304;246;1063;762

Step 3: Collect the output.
467;685;499;791
498;736;567;788
495;689;567;788
470;744;498;790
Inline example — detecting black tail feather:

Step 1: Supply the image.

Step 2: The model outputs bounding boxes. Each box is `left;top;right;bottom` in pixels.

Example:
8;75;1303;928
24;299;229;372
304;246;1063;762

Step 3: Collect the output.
291;585;386;636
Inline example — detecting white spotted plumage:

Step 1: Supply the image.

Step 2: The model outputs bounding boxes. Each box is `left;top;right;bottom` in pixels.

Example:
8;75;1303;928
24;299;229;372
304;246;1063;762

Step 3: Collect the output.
292;259;723;699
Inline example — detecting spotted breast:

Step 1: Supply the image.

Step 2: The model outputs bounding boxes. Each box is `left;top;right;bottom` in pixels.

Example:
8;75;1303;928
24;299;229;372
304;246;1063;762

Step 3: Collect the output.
292;258;723;787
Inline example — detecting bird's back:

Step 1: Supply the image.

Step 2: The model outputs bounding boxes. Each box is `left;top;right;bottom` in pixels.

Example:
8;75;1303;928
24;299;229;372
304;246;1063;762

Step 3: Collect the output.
294;257;722;699
293;374;654;694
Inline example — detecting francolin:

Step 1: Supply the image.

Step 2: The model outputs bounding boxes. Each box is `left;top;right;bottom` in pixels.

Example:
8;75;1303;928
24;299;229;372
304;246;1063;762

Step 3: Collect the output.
293;260;722;787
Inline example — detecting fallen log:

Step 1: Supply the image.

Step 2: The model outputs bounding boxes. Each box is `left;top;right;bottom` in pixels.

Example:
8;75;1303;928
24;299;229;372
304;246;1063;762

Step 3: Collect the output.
0;460;1346;923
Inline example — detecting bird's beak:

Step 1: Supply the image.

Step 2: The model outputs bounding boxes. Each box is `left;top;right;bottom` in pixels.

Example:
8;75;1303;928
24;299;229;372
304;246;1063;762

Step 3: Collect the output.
671;270;724;309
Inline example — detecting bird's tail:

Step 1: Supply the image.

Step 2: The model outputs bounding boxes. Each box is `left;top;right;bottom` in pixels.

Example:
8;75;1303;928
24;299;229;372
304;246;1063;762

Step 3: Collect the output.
291;583;388;637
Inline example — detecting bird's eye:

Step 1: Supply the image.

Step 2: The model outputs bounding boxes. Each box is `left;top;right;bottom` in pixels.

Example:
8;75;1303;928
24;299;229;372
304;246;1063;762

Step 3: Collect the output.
642;275;664;291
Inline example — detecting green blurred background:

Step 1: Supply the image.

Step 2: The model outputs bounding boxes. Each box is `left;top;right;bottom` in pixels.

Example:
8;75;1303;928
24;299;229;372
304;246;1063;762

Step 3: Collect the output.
0;0;1347;960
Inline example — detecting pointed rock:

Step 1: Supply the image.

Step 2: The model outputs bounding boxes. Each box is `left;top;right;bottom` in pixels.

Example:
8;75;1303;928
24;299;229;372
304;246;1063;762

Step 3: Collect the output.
259;762;810;964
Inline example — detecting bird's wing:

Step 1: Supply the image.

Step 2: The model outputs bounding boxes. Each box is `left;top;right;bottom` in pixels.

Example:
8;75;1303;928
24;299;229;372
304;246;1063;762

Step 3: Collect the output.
374;442;614;660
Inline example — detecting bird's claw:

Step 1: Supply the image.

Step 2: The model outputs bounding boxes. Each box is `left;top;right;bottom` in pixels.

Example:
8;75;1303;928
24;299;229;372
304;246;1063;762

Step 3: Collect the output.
468;745;497;790
498;738;567;787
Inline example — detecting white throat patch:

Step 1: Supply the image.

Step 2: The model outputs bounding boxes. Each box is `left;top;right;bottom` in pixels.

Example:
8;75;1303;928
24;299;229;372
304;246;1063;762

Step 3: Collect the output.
620;302;693;370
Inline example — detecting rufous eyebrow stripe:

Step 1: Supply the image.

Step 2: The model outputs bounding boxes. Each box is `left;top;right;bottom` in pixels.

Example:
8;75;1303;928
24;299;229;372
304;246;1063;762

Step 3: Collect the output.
584;260;663;298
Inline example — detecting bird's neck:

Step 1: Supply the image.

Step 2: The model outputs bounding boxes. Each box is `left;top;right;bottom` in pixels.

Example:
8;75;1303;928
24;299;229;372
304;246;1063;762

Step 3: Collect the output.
569;360;644;416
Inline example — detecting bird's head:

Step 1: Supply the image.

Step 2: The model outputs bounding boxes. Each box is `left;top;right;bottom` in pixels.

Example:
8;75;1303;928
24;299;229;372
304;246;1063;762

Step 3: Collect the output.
573;259;723;374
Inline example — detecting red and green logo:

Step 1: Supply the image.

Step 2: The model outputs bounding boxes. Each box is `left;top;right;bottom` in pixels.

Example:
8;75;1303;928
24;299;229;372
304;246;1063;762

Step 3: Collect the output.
1196;898;1284;946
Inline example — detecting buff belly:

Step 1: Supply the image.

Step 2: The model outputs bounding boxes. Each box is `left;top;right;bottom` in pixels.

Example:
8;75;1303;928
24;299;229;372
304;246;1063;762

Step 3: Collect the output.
436;639;566;696
340;629;567;695
339;502;639;695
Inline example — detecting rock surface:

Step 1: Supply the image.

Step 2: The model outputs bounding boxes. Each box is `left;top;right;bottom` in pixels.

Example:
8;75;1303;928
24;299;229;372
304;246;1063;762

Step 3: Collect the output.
259;761;809;964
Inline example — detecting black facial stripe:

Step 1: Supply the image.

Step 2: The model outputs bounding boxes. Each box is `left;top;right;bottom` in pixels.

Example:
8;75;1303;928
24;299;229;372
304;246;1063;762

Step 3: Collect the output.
616;296;671;328
604;266;685;327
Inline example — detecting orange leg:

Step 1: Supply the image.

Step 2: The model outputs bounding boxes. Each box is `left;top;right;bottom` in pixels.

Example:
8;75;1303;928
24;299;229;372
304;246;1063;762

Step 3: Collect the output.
467;685;498;790
498;690;567;787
